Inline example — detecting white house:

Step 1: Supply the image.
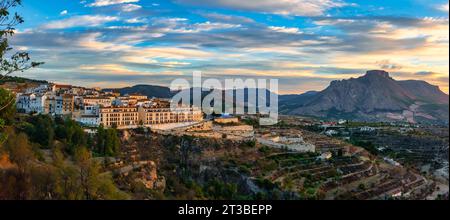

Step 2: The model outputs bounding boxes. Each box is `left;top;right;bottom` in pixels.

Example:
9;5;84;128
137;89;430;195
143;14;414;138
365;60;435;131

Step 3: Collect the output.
16;93;33;112
26;84;49;94
384;157;401;166
31;94;47;113
83;97;112;107
257;134;316;153
83;105;99;115
318;152;333;160
325;129;338;136
338;119;348;125
16;93;47;114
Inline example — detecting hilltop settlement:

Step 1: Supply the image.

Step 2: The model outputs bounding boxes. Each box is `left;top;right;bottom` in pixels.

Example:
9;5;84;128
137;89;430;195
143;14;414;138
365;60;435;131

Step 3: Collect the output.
13;83;203;129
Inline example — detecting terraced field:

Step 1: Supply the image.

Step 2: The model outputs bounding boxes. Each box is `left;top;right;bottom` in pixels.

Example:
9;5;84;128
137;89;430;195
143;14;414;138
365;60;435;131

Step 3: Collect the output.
257;149;429;199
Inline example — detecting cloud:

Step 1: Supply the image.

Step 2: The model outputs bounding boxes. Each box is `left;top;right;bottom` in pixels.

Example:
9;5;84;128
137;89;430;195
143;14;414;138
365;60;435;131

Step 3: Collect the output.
69;32;214;60
314;18;356;26
313;16;449;31
149;17;242;33
415;71;438;76
121;3;142;12
79;64;142;75
87;0;139;7
15;3;450;94
176;0;348;16
311;16;448;54
60;10;68;16
125;17;147;23
77;32;133;51
437;2;449;12
192;21;241;32
268;26;302;34
200;12;255;24
375;60;402;70
42;15;119;29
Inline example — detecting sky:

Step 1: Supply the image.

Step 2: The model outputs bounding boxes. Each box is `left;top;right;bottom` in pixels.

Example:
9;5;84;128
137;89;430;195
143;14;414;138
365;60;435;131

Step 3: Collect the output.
9;0;450;94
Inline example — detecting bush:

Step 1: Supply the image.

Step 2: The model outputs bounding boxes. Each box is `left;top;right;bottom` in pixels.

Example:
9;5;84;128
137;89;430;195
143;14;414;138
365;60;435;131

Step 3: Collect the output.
243;140;256;148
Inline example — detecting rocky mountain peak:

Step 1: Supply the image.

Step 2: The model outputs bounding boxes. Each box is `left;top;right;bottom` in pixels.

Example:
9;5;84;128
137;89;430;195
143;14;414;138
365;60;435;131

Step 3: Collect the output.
364;70;391;79
281;70;449;124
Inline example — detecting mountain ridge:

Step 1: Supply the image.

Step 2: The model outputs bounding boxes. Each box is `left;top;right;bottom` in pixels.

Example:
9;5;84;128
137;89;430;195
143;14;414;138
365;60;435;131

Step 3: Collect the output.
282;70;449;124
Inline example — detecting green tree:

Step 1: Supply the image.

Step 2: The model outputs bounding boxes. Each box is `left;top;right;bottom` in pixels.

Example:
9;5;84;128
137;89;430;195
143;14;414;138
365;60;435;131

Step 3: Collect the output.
95;125;120;156
5;131;33;174
29;165;58;199
96;125;106;154
74;147;128;200
105;128;120;156
52;148;83;200
204;179;238;200
55;118;87;153
74;147;94;200
18;115;55;148
1;130;34;199
0;0;43;112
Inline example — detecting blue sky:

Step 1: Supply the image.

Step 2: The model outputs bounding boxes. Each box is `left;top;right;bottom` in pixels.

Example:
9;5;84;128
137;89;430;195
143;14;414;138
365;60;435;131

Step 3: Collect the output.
10;0;450;94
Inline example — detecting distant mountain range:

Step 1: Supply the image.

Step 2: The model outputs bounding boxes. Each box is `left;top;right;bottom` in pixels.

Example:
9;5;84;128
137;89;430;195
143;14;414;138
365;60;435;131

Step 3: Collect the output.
103;85;174;99
103;70;449;124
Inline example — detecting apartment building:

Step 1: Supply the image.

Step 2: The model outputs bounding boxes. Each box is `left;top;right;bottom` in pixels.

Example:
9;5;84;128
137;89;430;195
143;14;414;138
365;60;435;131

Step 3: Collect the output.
83;96;113;107
41;95;73;116
99;105;203;128
138;106;203;125
99;106;140;127
127;93;148;100
51;84;72;93
114;97;137;106
44;97;63;115
62;94;74;115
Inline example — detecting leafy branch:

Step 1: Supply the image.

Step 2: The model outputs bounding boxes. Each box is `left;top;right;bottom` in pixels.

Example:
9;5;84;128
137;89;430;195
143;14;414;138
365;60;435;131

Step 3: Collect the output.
0;91;13;111
0;0;43;113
